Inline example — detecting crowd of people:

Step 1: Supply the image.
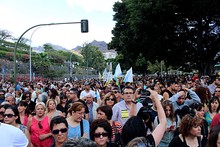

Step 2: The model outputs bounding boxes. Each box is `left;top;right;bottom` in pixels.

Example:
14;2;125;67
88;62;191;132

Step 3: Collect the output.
0;73;220;147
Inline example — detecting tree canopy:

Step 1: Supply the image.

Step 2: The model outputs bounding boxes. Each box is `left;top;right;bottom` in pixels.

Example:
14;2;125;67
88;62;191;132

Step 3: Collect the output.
109;0;220;75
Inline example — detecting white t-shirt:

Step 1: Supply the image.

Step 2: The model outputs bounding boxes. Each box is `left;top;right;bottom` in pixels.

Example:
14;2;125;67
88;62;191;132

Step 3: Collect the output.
80;90;96;99
0;123;28;147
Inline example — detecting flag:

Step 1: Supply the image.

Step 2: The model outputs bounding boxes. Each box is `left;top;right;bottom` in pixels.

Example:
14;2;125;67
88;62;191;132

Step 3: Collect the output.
114;63;122;80
103;68;108;81
123;67;133;83
98;72;102;79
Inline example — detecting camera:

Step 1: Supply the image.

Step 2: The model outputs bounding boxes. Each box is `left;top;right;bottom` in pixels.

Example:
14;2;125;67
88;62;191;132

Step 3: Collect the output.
139;86;151;104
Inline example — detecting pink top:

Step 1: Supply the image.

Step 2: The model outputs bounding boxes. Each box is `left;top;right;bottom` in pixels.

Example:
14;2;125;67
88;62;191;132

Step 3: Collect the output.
30;116;53;147
22;115;28;126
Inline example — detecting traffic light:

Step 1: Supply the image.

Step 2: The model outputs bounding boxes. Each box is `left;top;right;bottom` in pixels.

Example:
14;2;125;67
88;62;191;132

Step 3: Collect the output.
17;64;20;73
81;19;89;33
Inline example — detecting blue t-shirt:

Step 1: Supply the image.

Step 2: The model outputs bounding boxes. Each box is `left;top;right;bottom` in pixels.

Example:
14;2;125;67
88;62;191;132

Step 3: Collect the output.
67;119;90;139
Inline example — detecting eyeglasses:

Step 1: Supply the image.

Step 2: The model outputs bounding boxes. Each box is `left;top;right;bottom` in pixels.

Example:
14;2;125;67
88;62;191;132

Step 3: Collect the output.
38;121;43;129
0;111;4;115
94;132;108;138
106;98;114;101
112;91;119;94
3;114;15;118
52;128;68;134
124;92;133;95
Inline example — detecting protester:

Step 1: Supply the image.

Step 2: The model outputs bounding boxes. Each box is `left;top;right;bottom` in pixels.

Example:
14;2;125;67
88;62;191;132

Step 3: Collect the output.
66;102;90;139
0;122;28;147
169;114;202;147
50;116;68;147
18;100;31;126
90;119;117;147
28;102;53;147
4;105;31;146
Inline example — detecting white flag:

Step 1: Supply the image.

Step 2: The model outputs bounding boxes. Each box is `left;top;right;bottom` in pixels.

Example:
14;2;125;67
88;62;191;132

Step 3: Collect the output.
114;63;122;80
123;67;133;83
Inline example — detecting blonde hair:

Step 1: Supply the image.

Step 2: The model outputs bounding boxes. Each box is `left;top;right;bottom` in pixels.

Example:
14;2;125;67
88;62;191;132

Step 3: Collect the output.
35;102;46;110
46;99;57;112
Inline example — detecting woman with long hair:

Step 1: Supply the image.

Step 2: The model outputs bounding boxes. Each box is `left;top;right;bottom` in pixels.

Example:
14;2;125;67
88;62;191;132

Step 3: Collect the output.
103;92;117;108
154;100;180;146
18;100;31;126
48;88;60;104
46;99;63;122
204;96;220;127
4;105;31;147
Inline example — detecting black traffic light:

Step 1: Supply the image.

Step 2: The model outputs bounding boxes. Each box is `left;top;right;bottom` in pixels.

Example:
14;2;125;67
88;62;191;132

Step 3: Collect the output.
81;19;89;33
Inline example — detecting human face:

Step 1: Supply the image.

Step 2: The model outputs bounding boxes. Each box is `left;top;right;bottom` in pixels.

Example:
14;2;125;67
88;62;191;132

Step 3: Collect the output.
196;107;205;118
94;127;109;147
72;108;85;123
105;96;115;107
5;96;15;105
68;91;75;100
17;105;26;113
52;123;68;145
96;110;107;120
48;100;56;110
190;125;201;137
25;94;31;102
177;96;185;105
35;105;45;117
123;89;134;102
86;95;93;104
165;106;172;117
215;88;220;98
4;109;17;124
211;100;219;112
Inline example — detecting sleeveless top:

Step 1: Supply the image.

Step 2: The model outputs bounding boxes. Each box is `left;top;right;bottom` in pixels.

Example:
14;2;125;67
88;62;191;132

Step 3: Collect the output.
22;115;28;126
30;116;53;147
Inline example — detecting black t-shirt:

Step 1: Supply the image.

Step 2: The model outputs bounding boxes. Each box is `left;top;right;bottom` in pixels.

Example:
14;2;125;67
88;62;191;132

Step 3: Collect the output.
169;135;201;147
64;99;89;115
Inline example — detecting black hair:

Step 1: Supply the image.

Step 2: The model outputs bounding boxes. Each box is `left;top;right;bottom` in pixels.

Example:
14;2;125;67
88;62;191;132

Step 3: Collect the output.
209;96;220;113
50;115;68;131
69;88;79;97
122;86;134;94
90;119;112;141
5;105;21;124
121;116;146;146
96;105;112;120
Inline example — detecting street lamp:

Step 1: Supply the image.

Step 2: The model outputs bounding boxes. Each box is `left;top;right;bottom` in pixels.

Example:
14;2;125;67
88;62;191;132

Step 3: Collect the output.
29;27;41;82
13;19;89;83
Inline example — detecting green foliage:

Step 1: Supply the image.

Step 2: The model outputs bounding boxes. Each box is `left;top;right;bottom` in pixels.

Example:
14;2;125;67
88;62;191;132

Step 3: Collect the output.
110;0;220;75
81;44;105;72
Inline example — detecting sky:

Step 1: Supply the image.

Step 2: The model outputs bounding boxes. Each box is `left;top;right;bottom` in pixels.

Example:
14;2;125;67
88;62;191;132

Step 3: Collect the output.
0;0;118;49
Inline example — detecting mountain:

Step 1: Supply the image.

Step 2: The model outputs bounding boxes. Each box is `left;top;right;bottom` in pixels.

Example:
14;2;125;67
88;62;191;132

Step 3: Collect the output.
72;40;109;52
32;43;69;53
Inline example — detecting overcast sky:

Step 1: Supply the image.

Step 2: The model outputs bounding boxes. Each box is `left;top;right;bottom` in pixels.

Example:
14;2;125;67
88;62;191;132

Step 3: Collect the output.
0;0;118;49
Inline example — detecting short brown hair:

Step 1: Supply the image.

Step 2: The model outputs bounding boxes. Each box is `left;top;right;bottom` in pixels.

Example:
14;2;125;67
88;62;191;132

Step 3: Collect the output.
68;102;85;114
179;114;202;137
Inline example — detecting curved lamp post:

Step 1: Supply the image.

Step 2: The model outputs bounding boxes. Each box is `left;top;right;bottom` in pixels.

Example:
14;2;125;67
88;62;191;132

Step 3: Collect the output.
13;19;88;83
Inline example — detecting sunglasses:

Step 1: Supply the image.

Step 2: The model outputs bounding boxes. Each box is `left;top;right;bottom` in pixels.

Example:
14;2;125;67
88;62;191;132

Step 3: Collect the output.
0;111;4;115
52;128;68;134
3;114;15;118
106;98;114;101
124;92;133;95
215;90;220;92
94;132;108;138
38;121;43;129
112;91;119;94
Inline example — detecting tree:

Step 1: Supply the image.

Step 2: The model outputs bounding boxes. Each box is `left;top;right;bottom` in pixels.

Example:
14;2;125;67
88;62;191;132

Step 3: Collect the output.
0;29;12;41
110;0;220;75
81;44;105;73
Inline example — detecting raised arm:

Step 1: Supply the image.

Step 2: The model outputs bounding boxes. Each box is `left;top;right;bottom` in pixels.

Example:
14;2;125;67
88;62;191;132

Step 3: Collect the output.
149;89;166;146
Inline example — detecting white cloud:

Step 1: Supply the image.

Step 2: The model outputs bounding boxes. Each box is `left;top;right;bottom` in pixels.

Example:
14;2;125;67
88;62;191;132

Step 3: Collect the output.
66;0;118;13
